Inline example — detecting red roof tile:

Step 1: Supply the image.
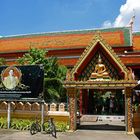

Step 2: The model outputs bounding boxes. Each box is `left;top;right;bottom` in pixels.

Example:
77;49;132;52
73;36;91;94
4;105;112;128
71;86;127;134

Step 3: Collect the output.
0;27;131;53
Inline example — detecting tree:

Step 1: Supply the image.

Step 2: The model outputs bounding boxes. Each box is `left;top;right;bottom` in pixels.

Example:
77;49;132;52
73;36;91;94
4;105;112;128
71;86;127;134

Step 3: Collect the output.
0;58;6;66
17;48;67;102
17;48;47;65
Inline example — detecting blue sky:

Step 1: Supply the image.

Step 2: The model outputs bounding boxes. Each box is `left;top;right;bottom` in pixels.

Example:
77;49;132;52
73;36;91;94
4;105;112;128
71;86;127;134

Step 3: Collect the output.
0;0;139;36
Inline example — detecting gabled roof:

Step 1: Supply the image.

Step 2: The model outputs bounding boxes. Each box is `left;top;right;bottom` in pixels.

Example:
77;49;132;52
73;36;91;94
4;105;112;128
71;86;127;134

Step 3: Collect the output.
71;32;129;80
0;27;131;53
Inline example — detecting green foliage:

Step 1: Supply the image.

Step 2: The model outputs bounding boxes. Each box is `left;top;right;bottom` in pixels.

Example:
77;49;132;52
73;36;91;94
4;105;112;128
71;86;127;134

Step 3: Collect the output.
0;117;69;132
0;117;33;130
11;119;32;130
44;77;67;102
44;57;67;80
0;117;7;129
55;122;69;132
0;58;6;66
17;48;67;102
57;65;68;81
41;121;69;132
17;48;47;65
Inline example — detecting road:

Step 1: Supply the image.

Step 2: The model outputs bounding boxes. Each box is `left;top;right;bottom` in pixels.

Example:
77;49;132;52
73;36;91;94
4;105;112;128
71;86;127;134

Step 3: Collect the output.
0;129;139;140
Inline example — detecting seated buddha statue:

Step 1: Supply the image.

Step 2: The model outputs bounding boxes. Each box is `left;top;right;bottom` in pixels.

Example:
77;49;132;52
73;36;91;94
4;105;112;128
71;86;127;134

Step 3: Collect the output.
90;55;110;80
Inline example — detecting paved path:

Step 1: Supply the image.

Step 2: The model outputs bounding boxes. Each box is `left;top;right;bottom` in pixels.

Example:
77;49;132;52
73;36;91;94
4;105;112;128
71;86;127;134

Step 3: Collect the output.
0;129;139;140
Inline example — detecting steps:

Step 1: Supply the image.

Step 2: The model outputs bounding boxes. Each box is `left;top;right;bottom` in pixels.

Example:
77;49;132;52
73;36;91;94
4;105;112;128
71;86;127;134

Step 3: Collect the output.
80;115;98;122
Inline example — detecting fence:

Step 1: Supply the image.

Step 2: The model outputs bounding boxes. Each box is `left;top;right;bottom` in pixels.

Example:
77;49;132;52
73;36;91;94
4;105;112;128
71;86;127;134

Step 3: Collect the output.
0;101;69;122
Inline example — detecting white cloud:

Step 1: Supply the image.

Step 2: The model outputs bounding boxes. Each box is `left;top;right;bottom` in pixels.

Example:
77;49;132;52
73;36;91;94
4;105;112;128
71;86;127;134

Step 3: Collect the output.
102;0;140;31
102;20;112;28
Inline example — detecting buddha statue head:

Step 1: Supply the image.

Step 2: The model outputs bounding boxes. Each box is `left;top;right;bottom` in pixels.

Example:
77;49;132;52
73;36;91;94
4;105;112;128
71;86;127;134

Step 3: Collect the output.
97;55;102;64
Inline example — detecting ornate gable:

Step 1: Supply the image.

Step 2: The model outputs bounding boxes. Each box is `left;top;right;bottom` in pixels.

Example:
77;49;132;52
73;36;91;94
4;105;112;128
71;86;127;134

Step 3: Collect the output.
70;32;129;81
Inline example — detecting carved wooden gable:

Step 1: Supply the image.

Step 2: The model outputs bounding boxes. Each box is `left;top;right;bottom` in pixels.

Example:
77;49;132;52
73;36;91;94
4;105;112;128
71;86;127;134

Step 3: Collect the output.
70;32;129;81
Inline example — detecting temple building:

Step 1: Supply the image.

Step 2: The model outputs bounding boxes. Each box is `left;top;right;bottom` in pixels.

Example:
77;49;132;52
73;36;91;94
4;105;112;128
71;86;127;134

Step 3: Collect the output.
0;26;140;78
0;26;140;80
0;26;140;132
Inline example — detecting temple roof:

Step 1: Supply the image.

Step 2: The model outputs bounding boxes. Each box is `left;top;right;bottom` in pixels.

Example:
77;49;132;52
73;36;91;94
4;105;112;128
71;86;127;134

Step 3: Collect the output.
0;27;132;53
133;32;140;51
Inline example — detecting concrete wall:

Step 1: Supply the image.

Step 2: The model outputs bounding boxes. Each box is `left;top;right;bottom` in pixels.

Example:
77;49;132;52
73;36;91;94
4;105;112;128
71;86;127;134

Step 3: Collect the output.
0;101;69;123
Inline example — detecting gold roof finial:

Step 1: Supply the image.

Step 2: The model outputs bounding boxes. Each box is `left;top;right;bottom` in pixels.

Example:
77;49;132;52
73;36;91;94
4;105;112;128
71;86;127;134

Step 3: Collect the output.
95;31;102;39
128;9;135;27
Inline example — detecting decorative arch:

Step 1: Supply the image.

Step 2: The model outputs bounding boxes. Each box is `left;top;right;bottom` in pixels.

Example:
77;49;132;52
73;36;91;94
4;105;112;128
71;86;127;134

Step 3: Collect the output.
70;32;129;81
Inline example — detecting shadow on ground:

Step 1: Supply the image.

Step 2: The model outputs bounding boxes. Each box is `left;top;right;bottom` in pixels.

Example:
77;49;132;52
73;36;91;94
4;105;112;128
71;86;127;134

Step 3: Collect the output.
135;133;140;140
77;124;125;131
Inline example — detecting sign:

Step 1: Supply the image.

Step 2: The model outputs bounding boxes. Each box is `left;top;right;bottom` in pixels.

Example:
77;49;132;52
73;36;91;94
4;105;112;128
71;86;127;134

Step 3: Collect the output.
0;65;44;99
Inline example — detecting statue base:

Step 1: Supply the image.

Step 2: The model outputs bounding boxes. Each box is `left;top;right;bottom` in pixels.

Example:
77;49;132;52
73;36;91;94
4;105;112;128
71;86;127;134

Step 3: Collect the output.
88;77;110;81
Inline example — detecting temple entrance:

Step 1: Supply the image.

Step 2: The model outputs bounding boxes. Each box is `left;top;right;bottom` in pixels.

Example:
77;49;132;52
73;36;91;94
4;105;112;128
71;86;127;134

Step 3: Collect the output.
64;34;137;132
78;89;126;131
83;89;125;116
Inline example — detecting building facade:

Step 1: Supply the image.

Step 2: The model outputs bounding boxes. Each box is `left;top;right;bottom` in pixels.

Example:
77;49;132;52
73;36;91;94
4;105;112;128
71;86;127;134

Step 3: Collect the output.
0;26;140;80
0;26;140;132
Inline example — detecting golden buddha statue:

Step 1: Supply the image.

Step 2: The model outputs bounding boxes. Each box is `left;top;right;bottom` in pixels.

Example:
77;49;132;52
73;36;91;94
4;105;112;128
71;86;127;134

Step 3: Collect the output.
90;55;110;80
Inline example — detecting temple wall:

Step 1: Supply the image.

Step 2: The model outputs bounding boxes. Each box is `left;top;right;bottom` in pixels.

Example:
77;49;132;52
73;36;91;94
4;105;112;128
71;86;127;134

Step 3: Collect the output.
0;101;69;123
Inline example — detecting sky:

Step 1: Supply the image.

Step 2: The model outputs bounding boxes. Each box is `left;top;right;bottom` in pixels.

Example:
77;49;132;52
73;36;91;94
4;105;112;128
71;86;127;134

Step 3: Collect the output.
0;0;140;36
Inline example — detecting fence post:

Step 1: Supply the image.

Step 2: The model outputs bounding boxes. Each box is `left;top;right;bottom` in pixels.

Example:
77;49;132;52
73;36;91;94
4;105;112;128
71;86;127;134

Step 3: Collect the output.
41;100;45;130
7;101;11;129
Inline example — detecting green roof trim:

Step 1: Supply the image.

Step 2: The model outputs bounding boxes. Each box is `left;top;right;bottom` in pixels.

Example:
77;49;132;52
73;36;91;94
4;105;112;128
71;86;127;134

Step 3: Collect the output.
0;26;130;38
133;32;140;35
123;27;131;46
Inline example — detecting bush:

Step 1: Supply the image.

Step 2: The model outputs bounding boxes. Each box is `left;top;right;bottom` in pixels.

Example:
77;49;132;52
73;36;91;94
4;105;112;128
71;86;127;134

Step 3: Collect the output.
0;117;69;132
0;117;7;129
55;122;69;132
11;119;33;130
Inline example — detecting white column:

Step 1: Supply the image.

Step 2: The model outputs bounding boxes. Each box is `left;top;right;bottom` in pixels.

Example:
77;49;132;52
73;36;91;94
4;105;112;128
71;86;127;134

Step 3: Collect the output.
7;102;11;129
41;101;44;128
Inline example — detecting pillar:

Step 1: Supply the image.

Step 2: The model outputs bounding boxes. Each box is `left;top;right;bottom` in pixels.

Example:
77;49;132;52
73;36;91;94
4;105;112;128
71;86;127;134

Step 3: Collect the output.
79;89;83;115
67;88;77;131
125;87;133;133
84;89;88;114
41;100;45;129
7;102;11;129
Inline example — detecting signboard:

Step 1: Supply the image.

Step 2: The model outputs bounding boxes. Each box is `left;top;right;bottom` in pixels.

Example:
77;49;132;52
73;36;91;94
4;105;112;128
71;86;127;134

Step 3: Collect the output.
0;65;44;99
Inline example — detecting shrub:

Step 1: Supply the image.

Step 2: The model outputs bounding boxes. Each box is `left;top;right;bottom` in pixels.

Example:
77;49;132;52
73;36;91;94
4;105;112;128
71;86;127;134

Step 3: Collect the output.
55;122;69;132
0;117;7;129
0;117;69;132
11;119;33;130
